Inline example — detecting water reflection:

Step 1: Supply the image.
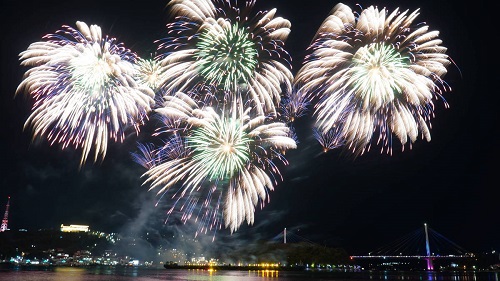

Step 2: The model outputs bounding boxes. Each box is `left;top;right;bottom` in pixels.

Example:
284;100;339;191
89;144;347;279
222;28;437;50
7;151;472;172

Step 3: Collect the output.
53;267;86;281
252;269;279;278
180;269;280;280
365;270;498;281
0;267;498;280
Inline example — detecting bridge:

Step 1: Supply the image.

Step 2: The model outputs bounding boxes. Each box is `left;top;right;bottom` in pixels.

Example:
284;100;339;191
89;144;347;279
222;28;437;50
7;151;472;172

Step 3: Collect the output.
350;223;472;270
268;224;473;271
270;227;319;245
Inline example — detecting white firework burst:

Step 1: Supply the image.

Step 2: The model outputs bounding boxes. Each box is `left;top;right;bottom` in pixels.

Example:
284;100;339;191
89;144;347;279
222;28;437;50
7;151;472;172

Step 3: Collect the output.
139;92;296;233
157;0;293;116
295;3;451;155
16;21;155;165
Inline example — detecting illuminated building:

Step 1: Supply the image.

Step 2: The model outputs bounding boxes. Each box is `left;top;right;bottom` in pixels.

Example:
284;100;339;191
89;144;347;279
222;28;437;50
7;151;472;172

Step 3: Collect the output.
60;224;89;232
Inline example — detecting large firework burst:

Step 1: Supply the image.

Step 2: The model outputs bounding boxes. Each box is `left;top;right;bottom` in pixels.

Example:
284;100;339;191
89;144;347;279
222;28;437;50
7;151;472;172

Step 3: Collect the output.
156;0;293;116
16;21;155;165
135;92;296;234
294;3;451;155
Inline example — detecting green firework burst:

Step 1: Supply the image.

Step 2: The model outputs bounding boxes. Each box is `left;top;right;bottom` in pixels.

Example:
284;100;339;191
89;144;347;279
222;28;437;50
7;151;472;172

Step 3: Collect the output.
196;23;258;91
350;43;410;108
188;115;251;181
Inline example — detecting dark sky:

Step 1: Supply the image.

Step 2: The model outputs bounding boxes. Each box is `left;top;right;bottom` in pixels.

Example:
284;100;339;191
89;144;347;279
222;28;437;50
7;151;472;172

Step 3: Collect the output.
0;0;494;257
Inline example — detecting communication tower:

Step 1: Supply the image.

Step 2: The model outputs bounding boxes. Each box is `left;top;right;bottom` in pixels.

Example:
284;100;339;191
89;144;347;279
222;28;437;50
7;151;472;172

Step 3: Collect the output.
0;196;10;232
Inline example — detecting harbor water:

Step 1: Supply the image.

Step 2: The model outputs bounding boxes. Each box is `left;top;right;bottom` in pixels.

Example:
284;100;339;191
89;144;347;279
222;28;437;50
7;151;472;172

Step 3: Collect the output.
0;266;498;281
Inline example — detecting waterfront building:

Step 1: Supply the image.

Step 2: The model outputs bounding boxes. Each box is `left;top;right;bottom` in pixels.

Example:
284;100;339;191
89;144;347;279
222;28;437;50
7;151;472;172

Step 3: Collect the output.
60;224;89;232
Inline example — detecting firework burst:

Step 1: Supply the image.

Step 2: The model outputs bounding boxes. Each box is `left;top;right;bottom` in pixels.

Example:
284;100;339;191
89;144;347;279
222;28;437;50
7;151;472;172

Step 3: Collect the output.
313;127;344;153
279;87;310;123
156;0;293;116
295;3;451;155
135;56;167;93
16;21;155;166
135;92;296;235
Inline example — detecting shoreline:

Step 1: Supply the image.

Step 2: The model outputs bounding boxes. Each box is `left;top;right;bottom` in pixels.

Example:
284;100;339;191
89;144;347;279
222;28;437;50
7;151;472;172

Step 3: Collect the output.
2;262;498;274
162;264;500;273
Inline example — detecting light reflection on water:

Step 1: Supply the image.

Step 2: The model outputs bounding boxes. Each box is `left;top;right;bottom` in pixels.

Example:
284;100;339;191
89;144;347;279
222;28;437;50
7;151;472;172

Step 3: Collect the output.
0;267;498;281
365;270;499;281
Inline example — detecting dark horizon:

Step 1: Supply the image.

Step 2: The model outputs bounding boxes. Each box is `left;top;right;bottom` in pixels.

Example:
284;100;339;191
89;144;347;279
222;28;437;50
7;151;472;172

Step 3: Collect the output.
0;0;494;257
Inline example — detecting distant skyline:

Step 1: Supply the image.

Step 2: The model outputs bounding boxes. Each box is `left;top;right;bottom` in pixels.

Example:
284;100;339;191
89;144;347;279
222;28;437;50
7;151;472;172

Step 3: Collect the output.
0;0;494;257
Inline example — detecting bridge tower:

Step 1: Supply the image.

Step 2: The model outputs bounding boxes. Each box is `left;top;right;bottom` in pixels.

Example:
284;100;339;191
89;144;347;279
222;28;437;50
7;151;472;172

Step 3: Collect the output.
0;196;10;232
424;223;434;270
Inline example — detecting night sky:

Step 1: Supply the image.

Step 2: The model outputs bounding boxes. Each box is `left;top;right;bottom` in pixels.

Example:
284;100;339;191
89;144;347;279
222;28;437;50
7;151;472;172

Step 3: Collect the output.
0;0;494;257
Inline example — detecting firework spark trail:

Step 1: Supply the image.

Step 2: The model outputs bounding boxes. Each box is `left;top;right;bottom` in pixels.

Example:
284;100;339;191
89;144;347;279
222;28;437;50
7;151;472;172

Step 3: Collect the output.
135;92;296;233
16;21;155;166
156;0;293;116
294;3;451;156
